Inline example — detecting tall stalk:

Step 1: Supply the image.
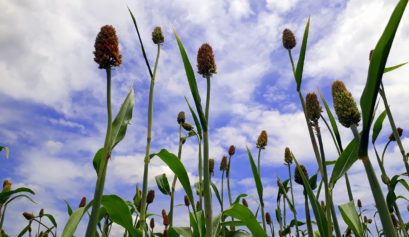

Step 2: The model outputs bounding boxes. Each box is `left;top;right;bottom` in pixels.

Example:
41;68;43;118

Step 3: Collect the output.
169;124;183;227
140;44;161;233
351;124;397;237
379;83;409;174
226;151;235;230
287;164;300;237
304;192;313;237
203;75;213;237
86;67;113;237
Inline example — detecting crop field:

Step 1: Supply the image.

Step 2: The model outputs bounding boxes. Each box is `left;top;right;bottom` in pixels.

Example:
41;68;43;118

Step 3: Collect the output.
1;0;409;236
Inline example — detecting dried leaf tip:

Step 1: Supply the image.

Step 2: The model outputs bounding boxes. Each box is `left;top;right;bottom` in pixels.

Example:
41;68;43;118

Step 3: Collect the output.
94;25;122;69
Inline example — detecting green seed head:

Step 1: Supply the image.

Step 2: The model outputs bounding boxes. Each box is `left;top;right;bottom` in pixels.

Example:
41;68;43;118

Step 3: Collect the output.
256;130;268;149
197;43;216;77
182;122;193;131
2;179;12;192
284;147;293;165
331;80;361;128
94;25;122;69
305;92;322;125
294;164;309;186
282;28;296;50
220;156;228;171
152;26;164;45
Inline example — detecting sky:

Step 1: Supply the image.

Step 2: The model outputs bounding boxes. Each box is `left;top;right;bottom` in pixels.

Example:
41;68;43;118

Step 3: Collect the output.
1;0;409;235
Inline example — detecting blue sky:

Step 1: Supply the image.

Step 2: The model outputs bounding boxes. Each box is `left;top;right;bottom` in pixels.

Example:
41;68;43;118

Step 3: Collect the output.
1;0;409;235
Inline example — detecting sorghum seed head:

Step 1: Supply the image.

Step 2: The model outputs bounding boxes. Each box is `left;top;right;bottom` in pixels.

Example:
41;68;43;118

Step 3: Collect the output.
228;145;236;156
266;212;272;224
152;26;164;45
306;92;322;125
357;199;362;208
177;111;185;124
368;218;372;224
79;196;87;208
147;189;155;204
23;212;35;220
197;43;216;77
209;159;215;176
284;147;293;165
162;209;169;226
182;122;193;132
196;201;201;210
389;127;403;141
331;80;361;128
294;164;309;186
220;156;228;171
256;130;268;149
282;29;296;50
184;195;190;207
39;208;44;217
2;179;11;192
94;25;122;69
242;198;248;207
364;216;368;223
150;218;155;230
381;174;390;185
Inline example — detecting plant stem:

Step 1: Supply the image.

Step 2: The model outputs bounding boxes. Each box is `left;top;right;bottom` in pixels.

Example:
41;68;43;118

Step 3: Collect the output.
379;83;409;174
304;192;313;237
203;76;213;237
226;154;235;230
85;67;113;237
351;124;397;237
288;164;300;237
140;45;161;235
198;135;203;209
257;148;262;176
169;124;183;227
315;123;340;237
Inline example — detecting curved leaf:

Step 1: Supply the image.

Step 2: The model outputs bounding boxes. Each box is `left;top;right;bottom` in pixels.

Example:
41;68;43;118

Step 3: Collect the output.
185;97;202;139
330;138;359;187
62;206;88;237
245;146;263;206
318;89;342;149
111;88;135;148
339;201;364;237
372;110;387;143
294;17;310;91
223;204;267;237
92;147;104;175
155;173;171;195
211;182;222;208
0;187;35;204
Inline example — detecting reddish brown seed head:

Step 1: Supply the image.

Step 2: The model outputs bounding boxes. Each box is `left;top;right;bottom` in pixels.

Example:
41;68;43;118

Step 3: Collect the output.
256;130;268;149
150;218;155;230
282;28;296;50
228;145;236;156
93;25;122;69
265;212;272;224
184;195;190;207
220;156;228;171
147;189;155;204
23;212;35;220
389;127;403;141
197;43;216;77
79;196;87;208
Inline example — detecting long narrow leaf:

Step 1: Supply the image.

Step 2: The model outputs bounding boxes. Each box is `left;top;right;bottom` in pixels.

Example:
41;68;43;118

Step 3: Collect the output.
294;17;310;91
359;0;408;156
384;62;407;73
318;89;342;149
185;97;202;139
330;138;359;186
245;146;263;207
372;110;387;143
111;88;135;148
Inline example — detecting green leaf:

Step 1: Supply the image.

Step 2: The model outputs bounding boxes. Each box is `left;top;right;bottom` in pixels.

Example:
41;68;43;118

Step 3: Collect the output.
233;194;248;205
309;173;318;190
330;138;359;187
223;204;267;237
318;89;342;149
211;182;222;208
293;158;329;237
111;88;135;149
174;31;207;131
64;200;73;216
17;224;31;237
185;97;202;140
338;201;364;237
0;146;9;159
92;148;104;175
43;213;58;227
172;227;192;237
194;181;204;197
245;146;264;207
101;195;141;237
153;149;195;212
384;62;407;73
294;17;310;91
155;173;171;195
0;187;35;204
62;206;88;237
359;0;408;157
372;110;387;143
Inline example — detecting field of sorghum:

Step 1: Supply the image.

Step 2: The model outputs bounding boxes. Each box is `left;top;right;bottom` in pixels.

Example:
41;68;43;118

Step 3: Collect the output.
1;1;409;237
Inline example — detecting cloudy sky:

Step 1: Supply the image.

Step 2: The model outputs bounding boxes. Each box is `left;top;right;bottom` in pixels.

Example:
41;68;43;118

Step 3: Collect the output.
1;0;409;235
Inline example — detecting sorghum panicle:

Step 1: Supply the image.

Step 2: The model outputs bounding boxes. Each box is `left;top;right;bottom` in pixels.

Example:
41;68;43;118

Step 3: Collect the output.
284;147;293;165
389;127;403;141
182;122;193;131
147;189;155;204
177;111;185;124
282;28;296;50
294;164;309;185
242;198;248;207
150;218;155;230
2;180;11;192
305;92;322;125
220;156;228;171
79;196;87;208
256;130;268;149
228;145;236;156
23;212;35;220
152;26;164;45
331;80;361;128
209;159;215;176
197;43;216;77
94;25;122;69
184;195;190;207
266;212;272;224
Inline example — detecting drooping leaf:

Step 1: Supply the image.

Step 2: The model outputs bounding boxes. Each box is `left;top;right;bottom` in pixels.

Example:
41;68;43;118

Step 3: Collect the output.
155;173;171;195
233;194;248;205
153;149;195;212
294;17;310;91
64;200;73;216
174;31;207;131
372;110;387;143
339;201;364;237
101;195;141;237
211;182;222;208
330;138;359;187
111;88;135;148
0;187;35;204
223;204;267;237
172;227;192;237
92;148;104;175
43;213;58;227
359;0;408;157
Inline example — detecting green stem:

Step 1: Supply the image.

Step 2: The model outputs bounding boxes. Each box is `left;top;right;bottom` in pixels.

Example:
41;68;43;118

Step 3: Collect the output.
221;171;225;212
380;84;409;174
283;199;286;229
315;123;340;237
198;135;203;209
204;76;212;237
85;67;113;237
288;164;300;237
257;148;262;176
381;140;392;166
226;154;235;230
140;44;161;234
288;49;296;77
169;125;183;227
32;219;56;237
351;124;397;237
269;223;275;237
304;192;313;237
